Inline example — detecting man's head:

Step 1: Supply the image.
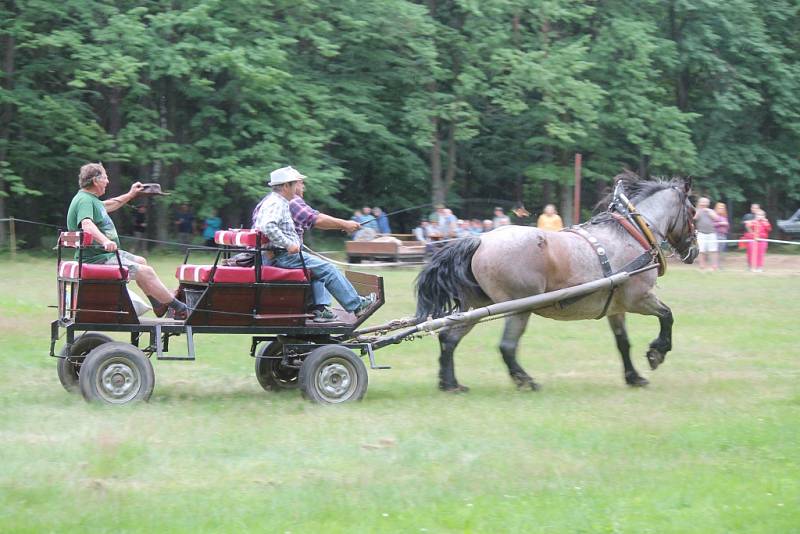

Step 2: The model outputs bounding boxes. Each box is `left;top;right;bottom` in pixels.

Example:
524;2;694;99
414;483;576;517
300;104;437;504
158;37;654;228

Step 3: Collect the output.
269;166;305;199
697;197;710;209
494;206;503;215
78;163;108;194
544;204;557;215
750;203;760;213
362;207;372;215
373;207;383;216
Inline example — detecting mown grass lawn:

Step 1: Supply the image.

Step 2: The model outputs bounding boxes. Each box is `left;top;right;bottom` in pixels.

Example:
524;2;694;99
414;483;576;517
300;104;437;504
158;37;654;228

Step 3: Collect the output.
0;253;798;532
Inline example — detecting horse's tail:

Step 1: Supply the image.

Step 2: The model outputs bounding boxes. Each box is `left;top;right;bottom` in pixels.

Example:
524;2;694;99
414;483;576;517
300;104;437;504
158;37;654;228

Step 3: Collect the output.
415;237;487;320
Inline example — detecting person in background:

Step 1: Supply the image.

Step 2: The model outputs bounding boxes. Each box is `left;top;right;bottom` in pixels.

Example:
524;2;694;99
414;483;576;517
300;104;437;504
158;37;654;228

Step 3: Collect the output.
455;219;472;238
131;204;148;254
413;220;432;243
202;209;222;247
741;203;760;229
744;209;771;272
536;204;563;232
482;219;494;232
713;202;730;268
492;207;511;227
67;163;187;319
373;207;391;234
694;197;720;271
360;207;379;231
469;219;483;235
438;208;457;238
174;204;195;248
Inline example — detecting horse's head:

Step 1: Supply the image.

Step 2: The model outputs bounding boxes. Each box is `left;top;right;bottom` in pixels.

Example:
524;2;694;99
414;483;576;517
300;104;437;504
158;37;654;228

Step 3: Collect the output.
665;177;698;264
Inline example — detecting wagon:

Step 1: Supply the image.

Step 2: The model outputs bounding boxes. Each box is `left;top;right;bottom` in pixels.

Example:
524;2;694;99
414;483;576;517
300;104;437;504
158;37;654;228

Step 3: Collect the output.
50;228;653;405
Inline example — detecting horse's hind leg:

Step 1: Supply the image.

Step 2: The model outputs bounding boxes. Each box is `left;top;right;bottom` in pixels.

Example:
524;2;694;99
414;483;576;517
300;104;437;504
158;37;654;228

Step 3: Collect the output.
500;312;540;391
607;313;649;387
438;322;476;393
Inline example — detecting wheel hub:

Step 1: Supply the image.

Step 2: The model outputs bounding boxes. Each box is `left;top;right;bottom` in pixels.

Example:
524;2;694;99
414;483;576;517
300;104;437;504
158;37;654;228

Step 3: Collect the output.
98;361;140;403
318;363;352;399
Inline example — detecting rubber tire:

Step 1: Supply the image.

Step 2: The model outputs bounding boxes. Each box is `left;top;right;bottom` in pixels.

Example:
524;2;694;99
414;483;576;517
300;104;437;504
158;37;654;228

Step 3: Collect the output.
255;338;302;392
299;345;368;404
57;332;114;394
79;342;155;405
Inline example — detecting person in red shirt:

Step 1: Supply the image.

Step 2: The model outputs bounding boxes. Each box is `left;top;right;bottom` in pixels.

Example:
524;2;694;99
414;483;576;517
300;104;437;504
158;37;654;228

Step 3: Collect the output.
744;209;772;272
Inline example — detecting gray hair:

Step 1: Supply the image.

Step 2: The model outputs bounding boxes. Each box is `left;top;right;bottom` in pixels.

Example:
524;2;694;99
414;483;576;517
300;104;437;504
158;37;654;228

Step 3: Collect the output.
78;163;105;189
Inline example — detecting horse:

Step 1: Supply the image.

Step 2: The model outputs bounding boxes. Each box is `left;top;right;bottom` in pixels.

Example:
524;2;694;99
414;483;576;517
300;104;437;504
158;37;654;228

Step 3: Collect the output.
415;174;699;392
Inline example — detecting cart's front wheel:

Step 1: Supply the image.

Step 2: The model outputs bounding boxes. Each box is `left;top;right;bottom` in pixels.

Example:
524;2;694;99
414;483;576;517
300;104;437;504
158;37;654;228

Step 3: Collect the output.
255;337;303;392
299;345;367;404
79;342;154;405
58;332;114;393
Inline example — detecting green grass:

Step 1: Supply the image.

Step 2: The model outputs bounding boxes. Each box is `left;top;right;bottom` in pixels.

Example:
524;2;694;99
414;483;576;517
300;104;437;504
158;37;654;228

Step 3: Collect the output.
0;253;798;532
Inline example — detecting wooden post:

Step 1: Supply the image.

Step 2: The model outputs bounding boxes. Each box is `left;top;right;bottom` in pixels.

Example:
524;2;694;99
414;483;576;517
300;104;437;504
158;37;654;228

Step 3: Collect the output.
9;216;16;260
573;153;582;225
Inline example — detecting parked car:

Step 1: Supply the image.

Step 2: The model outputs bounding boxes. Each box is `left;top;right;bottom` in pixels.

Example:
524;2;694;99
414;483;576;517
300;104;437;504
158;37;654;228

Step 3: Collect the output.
777;208;800;235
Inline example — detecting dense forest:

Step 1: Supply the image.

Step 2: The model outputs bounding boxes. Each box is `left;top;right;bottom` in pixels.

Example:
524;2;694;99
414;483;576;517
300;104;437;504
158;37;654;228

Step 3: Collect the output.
2;0;799;247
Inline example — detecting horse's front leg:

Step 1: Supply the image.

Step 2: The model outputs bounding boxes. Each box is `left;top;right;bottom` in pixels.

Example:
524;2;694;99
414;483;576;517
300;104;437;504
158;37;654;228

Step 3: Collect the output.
631;292;673;370
500;312;540;391
438;322;476;393
607;313;648;387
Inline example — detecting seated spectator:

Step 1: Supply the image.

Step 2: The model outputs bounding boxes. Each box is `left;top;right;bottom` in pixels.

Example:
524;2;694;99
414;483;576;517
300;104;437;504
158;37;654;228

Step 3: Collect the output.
455;219;472;238
413;220;432;243
482;219;494;232
439;208;457;238
536;204;564;231
469;219;483;235
373;207;391;234
361;206;379;231
492;207;511;227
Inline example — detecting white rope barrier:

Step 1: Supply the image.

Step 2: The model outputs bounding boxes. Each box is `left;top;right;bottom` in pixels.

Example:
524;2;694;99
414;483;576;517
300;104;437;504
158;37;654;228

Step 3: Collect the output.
717;238;800;246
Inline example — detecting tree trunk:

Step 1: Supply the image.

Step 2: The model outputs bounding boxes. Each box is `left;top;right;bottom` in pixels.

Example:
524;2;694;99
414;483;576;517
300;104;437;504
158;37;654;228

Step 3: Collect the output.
0;32;15;245
669;1;689;111
106;87;123;199
430;115;444;206
443;122;457;197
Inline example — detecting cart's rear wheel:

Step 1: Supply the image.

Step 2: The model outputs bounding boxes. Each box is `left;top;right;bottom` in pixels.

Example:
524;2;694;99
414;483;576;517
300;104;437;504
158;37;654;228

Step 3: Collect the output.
79;342;154;405
58;332;114;393
299;345;368;404
255;337;303;392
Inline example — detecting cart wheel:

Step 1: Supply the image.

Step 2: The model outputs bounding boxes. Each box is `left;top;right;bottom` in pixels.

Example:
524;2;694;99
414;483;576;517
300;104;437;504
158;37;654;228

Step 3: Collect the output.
255;338;302;392
299;345;368;404
79;342;155;405
57;332;114;394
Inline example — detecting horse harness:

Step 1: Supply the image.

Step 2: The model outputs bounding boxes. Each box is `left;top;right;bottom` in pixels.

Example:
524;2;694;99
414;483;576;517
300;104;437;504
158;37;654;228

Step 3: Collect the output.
559;185;670;319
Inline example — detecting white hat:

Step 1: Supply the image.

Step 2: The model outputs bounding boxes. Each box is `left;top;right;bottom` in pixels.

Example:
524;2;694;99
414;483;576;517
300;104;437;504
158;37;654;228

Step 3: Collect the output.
268;166;306;186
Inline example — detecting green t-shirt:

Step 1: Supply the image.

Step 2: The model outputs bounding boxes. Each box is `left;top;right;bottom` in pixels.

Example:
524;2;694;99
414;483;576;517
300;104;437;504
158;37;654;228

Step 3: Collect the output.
66;190;119;263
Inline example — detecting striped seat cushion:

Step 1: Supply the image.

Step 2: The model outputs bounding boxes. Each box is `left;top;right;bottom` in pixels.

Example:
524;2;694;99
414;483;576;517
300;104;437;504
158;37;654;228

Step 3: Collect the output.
176;264;307;283
214;230;262;248
58;261;128;280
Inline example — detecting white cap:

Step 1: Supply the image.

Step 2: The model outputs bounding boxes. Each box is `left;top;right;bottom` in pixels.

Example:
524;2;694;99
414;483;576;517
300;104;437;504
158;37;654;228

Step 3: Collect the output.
268;166;306;186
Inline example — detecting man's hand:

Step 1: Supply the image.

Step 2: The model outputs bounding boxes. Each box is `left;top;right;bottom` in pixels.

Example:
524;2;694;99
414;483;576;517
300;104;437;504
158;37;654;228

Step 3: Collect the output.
129;181;144;197
103;241;118;252
341;220;360;234
287;243;300;254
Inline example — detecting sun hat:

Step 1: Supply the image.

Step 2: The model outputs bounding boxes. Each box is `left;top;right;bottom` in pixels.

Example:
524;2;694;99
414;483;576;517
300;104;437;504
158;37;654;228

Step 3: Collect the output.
268;166;306;186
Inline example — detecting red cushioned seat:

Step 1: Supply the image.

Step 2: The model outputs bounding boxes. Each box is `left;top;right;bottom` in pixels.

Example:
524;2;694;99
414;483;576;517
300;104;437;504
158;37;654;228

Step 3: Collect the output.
214;229;261;247
176;264;306;283
59;261;128;280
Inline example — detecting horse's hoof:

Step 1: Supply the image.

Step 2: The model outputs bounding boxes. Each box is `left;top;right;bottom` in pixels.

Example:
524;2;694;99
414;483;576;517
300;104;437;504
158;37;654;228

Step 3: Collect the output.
626;375;649;387
512;375;541;391
440;384;470;393
646;348;665;370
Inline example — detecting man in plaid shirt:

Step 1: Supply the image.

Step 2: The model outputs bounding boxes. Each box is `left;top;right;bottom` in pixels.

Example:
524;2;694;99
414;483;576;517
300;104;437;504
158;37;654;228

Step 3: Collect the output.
252;166;375;322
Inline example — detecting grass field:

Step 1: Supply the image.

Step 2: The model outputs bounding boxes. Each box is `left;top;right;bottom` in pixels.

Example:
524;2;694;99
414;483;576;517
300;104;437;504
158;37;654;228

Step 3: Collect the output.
0;253;798;532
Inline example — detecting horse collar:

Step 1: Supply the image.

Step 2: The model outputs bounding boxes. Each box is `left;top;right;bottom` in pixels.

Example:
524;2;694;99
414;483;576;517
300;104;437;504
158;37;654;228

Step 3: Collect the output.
611;190;667;276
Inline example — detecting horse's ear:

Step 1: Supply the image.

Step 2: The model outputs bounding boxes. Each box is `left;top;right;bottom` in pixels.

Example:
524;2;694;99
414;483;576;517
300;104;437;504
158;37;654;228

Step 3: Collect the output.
683;176;693;194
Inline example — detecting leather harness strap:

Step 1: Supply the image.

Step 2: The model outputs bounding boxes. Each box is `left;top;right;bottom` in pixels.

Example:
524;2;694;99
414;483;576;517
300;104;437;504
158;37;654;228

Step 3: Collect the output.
565;226;613;277
611;213;652;250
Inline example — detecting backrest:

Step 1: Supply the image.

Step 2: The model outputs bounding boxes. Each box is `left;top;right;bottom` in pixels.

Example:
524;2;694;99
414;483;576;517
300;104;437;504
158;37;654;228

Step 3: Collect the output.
59;231;93;248
214;229;268;248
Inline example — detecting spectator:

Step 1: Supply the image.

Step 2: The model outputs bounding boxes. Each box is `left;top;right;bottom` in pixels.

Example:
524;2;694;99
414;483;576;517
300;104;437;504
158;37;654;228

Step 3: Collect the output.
536;204;563;232
361;206;379;231
174;204;195;247
202;209;222;248
713;202;730;267
413;220;432;243
482;219;494;232
492;207;511;227
132;204;147;254
741;203;760;229
439;208;457;238
694;197;720;271
744;209;772;272
469;219;483;235
455;219;472;238
373;207;391;234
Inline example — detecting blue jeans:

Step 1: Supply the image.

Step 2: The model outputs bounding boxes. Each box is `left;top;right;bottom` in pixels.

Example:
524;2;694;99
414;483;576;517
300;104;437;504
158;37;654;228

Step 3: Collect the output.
264;252;361;312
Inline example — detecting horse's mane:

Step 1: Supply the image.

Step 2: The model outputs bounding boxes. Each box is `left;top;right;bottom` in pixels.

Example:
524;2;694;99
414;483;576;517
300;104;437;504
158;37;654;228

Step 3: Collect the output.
594;171;684;214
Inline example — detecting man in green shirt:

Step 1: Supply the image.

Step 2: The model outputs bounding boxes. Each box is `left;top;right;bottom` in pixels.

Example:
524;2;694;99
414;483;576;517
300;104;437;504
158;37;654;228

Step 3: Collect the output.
66;163;187;318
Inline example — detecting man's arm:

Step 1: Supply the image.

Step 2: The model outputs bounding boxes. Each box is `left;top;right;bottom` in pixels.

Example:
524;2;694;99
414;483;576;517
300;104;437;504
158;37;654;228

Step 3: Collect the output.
80;218;117;251
103;182;143;213
314;213;359;234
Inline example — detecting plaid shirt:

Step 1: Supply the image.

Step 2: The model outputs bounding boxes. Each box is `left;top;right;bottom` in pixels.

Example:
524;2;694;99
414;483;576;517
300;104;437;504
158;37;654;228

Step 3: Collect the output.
289;196;319;243
252;192;300;250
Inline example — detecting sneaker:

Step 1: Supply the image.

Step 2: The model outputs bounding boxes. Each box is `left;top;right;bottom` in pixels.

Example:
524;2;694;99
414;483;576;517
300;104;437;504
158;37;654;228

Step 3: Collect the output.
313;307;337;323
354;292;378;317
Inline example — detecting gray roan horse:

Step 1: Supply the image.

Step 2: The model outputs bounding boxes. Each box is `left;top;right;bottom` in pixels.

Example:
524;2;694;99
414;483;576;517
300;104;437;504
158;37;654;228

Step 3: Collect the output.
415;174;699;392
